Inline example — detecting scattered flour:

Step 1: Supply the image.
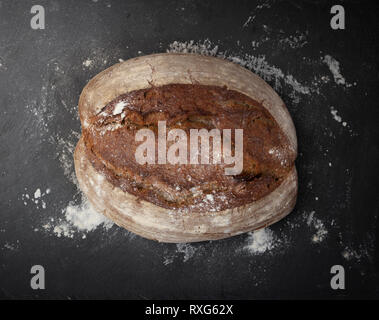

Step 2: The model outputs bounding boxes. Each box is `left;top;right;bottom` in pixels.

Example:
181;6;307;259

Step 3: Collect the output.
279;32;308;49
305;211;328;243
26;101;50;135
82;59;93;68
330;106;347;127
242;16;255;28
42;194;113;238
341;244;372;263
81;49;115;70
244;228;277;254
323;55;354;88
176;243;197;262
2;241;20;251
167;39;312;102
55;132;80;185
342;247;362;261
242;0;271;28
22;57;115;238
65;197;113;232
163;243;198;265
163;256;175;266
21;187;50;209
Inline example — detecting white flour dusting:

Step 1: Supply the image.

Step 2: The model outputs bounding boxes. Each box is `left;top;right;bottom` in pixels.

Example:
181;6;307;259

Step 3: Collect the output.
242;16;255;28
113;101;128;115
176;243;197;262
65;197;113;232
26;101;50;135
330;106;347;127
242;0;272;28
342;247;362;261
167;39;312;102
342;244;371;263
55;132;80;185
34;188;41;199
42;194;113;238
2;241;20;251
21;58;116;238
21;187;50;209
82;49;113;70
305;211;328;243
244;228;277;254
311;220;328;243
323;55;354;88
163;256;175;266
163;243;198;264
82;59;93;68
168;39;220;56
279;32;308;49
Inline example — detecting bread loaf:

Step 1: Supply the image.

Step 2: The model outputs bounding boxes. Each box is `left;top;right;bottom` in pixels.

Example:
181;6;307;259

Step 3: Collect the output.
74;53;298;243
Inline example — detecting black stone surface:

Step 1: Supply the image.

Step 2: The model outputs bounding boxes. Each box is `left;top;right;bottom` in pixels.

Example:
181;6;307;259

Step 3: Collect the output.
0;0;378;299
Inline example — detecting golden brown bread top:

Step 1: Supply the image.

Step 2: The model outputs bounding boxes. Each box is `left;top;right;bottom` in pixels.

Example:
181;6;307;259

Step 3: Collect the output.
82;83;296;213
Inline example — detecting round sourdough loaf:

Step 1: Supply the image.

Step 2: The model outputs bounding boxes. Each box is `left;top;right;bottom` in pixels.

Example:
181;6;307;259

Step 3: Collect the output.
74;53;298;243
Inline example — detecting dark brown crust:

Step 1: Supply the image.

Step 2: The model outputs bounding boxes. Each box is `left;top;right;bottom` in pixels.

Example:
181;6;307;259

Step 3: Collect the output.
82;84;296;212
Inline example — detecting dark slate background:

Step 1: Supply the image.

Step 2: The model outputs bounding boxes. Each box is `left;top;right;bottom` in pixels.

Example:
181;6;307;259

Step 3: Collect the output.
0;0;378;299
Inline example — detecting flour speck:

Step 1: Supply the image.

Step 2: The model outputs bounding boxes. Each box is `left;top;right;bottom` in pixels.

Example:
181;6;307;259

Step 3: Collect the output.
176;243;197;262
82;59;93;68
323;55;354;88
244;228;277;254
305;211;328;243
34;188;41;199
42;193;113;238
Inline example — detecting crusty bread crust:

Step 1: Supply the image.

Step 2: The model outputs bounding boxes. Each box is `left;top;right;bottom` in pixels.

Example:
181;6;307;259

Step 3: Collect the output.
74;53;298;243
